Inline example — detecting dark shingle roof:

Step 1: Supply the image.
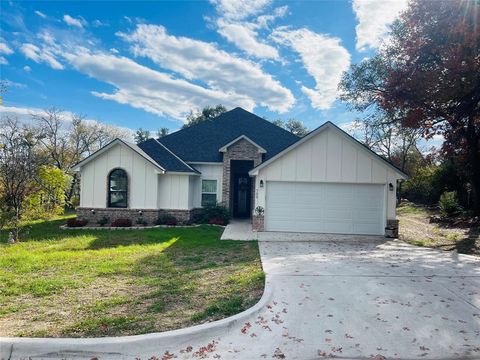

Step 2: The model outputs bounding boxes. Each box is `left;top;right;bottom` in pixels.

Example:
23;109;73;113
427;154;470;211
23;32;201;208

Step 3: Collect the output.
137;138;199;173
158;107;300;162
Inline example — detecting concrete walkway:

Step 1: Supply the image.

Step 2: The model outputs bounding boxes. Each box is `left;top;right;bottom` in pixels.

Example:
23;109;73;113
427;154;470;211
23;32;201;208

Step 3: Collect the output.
220;219;257;240
2;238;479;359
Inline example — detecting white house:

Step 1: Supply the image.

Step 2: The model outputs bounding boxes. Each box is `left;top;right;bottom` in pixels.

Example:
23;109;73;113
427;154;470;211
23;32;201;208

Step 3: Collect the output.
73;107;406;235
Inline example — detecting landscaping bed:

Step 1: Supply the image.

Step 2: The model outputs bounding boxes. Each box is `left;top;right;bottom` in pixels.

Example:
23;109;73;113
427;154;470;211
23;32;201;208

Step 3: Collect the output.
0;215;264;337
397;202;479;256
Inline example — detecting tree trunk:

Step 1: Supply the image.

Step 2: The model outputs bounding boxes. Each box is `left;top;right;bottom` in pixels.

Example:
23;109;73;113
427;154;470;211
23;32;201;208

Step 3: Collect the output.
466;118;480;214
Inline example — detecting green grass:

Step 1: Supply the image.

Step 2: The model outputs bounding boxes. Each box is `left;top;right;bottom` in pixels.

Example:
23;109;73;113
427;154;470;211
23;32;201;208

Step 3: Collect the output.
0;214;264;337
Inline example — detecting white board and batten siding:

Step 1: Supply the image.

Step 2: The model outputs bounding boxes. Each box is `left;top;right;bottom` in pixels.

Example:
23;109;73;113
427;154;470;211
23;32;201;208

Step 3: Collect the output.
254;126;403;235
80;142;195;210
188;163;223;208
80;143;159;209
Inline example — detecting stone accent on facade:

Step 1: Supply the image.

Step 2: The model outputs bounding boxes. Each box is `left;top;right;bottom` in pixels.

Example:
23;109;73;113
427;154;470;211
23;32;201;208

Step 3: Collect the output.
221;138;263;212
252;215;264;232
76;207;201;226
385;219;400;238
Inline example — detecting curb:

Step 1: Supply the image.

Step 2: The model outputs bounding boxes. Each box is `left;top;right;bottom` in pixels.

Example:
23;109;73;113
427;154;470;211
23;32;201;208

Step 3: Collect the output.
0;281;273;359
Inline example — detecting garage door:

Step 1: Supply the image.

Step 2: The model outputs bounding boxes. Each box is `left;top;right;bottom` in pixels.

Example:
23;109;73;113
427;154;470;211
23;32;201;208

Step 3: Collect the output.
265;182;385;235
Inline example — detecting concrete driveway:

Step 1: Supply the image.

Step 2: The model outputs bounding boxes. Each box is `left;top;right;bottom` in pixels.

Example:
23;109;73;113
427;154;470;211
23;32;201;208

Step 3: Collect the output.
2;237;479;359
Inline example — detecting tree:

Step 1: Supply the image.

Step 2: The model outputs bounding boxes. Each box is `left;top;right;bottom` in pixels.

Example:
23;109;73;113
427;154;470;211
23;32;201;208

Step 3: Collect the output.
339;0;480;212
157;127;169;138
32;108;130;205
183;105;227;129
0;117;41;240
26;166;71;218
272;118;309;137
134;128;150;143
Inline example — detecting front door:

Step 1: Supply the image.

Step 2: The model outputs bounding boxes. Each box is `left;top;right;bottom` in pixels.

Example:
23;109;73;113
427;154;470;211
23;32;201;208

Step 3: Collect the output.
233;174;251;218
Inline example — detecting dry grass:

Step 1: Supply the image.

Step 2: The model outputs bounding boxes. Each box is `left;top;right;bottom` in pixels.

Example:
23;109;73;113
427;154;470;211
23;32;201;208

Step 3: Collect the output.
397;202;479;256
0;215;264;337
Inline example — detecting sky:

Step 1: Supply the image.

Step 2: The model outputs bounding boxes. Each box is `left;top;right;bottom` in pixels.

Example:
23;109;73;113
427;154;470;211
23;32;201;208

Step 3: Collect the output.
0;0;411;134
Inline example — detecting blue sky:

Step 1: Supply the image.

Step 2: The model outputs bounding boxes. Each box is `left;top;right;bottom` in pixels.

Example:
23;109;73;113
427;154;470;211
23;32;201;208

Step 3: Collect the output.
0;0;409;134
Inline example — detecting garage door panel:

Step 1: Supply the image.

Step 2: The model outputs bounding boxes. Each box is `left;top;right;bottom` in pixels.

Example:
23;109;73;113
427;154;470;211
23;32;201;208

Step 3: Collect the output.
266;182;385;235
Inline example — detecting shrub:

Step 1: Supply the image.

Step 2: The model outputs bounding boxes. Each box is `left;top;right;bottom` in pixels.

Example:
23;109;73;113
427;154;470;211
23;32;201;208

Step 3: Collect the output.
155;215;178;226
208;217;225;226
66;218;88;228
439;191;462;217
111;218;132;227
136;217;148;226
202;203;230;225
97;216;109;227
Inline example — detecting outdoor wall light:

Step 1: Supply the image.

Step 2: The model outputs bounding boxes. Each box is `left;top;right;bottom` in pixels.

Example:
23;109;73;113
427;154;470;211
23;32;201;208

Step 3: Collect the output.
90;209;96;214
260;180;264;188
389;183;394;191
138;210;143;216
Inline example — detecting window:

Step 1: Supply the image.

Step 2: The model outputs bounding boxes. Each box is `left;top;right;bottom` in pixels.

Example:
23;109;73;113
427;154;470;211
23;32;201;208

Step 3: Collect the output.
201;179;217;207
108;169;128;208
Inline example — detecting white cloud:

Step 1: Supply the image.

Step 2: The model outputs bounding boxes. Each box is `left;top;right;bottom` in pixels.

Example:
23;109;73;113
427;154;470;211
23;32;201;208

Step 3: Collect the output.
63;14;86;28
0;56;7;65
352;0;408;52
209;0;272;21
34;10;47;19
271;28;351;110
20;43;64;70
118;24;294;113
0;42;14;55
216;20;279;59
63;50;256;120
23;65;31;72
2;80;26;89
210;1;286;60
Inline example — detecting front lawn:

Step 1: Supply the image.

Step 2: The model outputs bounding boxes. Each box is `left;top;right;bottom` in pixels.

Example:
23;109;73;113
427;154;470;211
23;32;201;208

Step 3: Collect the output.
0;215;264;337
397;202;479;256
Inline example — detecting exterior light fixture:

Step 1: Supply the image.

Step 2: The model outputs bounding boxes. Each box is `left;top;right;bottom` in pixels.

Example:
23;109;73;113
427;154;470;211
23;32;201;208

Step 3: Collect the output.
389;183;394;191
90;209;96;214
260;180;264;188
138;210;143;216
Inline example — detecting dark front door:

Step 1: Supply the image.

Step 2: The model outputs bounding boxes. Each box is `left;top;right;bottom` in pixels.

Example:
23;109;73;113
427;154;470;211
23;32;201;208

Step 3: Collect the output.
233;174;251;218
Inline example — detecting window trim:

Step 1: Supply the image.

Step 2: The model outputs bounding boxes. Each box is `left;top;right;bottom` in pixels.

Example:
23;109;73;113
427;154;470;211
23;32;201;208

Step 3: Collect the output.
201;178;218;207
107;168;129;208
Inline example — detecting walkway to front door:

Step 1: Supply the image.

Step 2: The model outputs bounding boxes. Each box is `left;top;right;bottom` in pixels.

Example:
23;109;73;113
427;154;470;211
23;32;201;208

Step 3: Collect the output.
220;219;256;240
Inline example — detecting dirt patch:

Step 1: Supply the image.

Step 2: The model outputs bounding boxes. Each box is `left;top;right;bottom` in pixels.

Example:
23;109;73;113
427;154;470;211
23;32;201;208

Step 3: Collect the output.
398;203;479;256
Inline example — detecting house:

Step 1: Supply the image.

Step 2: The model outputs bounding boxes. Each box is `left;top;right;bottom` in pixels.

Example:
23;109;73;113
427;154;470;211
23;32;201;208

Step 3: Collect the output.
73;107;407;235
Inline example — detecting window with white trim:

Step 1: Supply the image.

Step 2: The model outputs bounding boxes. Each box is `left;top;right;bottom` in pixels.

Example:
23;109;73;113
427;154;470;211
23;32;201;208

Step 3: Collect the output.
201;179;217;207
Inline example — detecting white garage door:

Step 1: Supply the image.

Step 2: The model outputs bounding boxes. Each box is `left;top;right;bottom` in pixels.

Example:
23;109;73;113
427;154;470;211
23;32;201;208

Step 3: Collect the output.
265;182;385;235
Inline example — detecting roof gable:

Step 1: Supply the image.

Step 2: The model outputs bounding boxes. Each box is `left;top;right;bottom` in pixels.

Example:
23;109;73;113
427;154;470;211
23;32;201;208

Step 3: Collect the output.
159;107;299;163
219;135;267;153
72;139;166;173
249;121;408;179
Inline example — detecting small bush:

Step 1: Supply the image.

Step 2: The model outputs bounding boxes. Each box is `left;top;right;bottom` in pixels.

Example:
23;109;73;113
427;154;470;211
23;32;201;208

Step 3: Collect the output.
208;217;225;226
155;215;178;226
202;204;230;225
111;218;132;227
439;191;462;217
66;218;88;228
136;217;148;226
97;216;109;227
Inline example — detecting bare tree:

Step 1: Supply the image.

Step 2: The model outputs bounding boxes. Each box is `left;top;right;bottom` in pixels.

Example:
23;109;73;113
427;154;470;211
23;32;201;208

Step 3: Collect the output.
0;117;41;240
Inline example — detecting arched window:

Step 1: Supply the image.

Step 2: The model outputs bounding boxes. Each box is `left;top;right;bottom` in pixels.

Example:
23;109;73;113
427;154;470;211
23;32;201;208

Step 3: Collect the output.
108;169;128;208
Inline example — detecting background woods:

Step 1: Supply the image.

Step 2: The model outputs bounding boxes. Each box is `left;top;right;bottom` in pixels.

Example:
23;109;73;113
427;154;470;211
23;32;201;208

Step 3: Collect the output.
340;0;480;213
0;107;131;239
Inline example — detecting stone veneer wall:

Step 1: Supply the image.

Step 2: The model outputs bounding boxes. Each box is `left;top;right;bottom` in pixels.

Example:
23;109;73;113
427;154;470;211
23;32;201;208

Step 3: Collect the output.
77;207;201;225
386;219;400;238
252;215;264;232
221;138;263;212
